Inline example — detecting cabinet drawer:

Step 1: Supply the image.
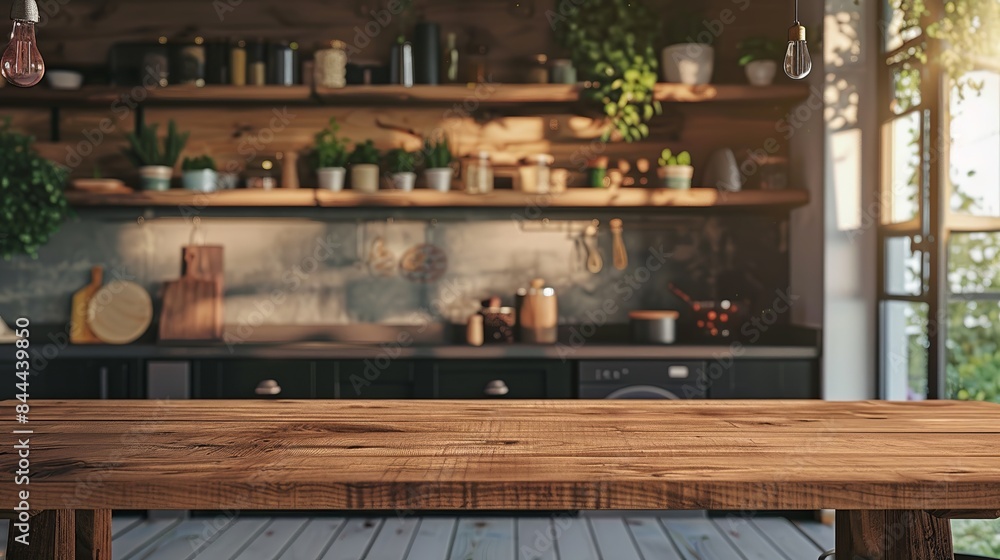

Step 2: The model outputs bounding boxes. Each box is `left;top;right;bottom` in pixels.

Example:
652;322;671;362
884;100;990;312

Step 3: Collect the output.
195;360;314;399
335;361;414;399
0;360;133;400
708;359;819;399
432;361;572;399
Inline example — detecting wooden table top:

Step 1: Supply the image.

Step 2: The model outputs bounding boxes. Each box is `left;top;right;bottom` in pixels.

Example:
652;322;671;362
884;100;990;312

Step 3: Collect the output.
3;400;1000;511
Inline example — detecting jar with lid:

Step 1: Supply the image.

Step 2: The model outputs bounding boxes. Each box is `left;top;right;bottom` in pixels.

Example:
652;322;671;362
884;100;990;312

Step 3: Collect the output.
465;151;494;195
314;40;347;88
517;154;556;194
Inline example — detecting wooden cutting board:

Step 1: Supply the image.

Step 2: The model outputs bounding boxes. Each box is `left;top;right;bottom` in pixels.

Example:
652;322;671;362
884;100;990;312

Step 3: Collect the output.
87;281;153;345
160;248;224;341
71;266;103;344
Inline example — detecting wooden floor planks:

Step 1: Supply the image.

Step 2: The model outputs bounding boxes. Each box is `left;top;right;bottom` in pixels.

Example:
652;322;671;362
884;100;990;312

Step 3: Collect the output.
0;514;834;560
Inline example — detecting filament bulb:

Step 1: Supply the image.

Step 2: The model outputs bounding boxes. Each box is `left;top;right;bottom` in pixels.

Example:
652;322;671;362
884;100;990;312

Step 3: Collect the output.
2;20;44;87
783;23;812;80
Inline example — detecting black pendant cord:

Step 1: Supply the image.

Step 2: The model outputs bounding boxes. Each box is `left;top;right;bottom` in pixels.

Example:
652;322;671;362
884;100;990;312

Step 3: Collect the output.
793;0;799;24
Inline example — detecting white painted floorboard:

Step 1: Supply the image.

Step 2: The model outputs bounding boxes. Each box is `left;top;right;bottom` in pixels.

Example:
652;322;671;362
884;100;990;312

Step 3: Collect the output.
0;514;835;560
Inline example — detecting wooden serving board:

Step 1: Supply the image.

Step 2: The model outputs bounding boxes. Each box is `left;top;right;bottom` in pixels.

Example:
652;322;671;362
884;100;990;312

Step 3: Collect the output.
70;266;103;344
159;277;223;341
86;281;153;345
181;245;224;289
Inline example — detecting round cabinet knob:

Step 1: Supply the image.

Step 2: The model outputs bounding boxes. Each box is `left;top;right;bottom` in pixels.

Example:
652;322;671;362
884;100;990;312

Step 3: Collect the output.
484;379;510;396
255;379;282;396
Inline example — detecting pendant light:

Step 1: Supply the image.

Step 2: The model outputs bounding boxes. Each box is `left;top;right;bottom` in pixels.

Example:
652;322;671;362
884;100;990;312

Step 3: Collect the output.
783;0;812;79
2;0;44;87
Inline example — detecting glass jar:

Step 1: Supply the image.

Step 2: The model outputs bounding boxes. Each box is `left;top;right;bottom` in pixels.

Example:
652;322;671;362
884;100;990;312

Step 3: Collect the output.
314;40;347;89
466;151;494;194
518;154;555;194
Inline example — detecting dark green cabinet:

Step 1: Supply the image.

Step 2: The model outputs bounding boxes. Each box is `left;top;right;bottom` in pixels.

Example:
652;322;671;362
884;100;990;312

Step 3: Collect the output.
193;360;315;399
426;361;573;399
708;360;819;399
0;359;134;400
323;360;416;399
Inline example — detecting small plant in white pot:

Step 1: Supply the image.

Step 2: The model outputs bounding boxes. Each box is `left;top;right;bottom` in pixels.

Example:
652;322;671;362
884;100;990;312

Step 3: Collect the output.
661;12;714;85
422;136;453;192
312;117;350;191
737;37;784;86
122;120;189;191
657;149;694;189
181;155;219;192
348;140;381;193
385;148;416;191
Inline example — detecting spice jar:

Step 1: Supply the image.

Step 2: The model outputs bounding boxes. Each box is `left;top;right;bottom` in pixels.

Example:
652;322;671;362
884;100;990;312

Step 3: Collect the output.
314;40;347;88
465;151;494;195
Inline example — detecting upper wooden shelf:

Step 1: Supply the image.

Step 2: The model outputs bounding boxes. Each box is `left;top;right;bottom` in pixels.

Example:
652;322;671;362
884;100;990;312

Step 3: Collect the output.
0;83;811;108
65;187;809;209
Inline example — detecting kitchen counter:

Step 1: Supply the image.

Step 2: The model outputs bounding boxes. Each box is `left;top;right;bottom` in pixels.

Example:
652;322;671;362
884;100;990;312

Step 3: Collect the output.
1;323;820;361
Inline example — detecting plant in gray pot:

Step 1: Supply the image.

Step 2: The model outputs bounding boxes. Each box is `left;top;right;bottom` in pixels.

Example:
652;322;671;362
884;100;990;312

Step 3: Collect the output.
661;10;714;85
422;136;453;192
348;140;381;193
737;37;784;86
181;155;219;192
312;117;350;191
123;120;189;191
385;148;417;191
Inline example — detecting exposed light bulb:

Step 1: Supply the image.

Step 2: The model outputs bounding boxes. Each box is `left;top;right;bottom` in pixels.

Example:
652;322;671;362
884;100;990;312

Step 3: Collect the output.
784;22;812;80
2;19;43;87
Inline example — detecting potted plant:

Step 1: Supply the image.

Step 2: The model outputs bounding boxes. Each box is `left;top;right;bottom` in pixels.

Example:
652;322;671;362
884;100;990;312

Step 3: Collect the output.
312;117;350;191
0;120;71;259
385;148;416;191
123;120;189;191
348;140;381;193
662;10;715;85
737;37;784;86
657;149;694;189
423;136;453;192
181;155;218;192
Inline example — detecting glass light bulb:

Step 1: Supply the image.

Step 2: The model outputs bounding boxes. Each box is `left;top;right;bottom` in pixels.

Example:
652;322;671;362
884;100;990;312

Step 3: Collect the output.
2;20;44;88
783;23;812;80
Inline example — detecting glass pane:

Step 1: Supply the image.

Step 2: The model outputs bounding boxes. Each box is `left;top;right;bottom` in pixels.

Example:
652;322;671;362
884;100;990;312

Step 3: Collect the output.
952;519;1000;557
882;0;922;52
885;236;923;295
882;300;929;400
950;71;1000;216
947;299;1000;403
890;64;921;114
883;111;922;223
948;232;1000;294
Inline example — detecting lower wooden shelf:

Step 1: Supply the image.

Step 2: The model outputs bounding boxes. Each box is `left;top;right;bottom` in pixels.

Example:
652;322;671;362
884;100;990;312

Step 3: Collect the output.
64;187;809;209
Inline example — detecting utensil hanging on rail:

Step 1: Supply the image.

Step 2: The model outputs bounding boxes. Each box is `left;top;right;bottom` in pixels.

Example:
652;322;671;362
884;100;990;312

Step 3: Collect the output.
610;218;628;271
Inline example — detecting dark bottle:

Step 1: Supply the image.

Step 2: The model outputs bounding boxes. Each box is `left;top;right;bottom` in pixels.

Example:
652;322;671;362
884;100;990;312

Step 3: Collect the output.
245;40;267;86
413;21;440;85
268;41;299;86
204;39;230;85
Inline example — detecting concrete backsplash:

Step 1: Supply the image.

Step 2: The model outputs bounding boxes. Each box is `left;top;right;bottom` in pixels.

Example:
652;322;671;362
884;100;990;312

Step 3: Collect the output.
0;214;789;328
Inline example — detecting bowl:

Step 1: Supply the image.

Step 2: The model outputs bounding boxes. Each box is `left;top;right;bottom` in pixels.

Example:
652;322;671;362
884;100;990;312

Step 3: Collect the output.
46;70;84;90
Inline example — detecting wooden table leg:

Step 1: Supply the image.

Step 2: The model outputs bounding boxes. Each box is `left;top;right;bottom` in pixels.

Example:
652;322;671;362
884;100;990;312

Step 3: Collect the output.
76;510;112;560
5;509;75;560
836;510;954;560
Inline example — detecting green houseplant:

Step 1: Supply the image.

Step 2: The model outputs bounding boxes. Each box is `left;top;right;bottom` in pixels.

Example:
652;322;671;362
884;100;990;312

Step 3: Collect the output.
553;0;662;142
123;120;189;191
737;37;784;86
181;155;218;193
313;117;350;191
662;8;715;85
657;149;694;189
422;136;453;192
0;120;71;260
348;140;381;193
385;148;416;191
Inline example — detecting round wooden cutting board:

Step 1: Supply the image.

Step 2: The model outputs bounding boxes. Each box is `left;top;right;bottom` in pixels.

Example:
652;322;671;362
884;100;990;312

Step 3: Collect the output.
87;281;153;345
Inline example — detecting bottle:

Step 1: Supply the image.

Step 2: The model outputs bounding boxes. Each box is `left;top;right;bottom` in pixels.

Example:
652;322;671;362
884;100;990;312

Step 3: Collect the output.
413;22;440;85
175;36;206;86
268;41;297;85
390;40;414;87
230;40;247;86
314;40;347;88
246;40;267;86
441;33;459;83
205;38;230;85
466;151;494;195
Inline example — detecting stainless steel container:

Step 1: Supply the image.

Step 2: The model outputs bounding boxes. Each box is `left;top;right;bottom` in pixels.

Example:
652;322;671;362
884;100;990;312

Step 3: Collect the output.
629;310;679;344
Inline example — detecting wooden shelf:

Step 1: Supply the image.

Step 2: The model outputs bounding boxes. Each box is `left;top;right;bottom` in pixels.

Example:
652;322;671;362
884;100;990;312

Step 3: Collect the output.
1;83;810;108
65;187;809;209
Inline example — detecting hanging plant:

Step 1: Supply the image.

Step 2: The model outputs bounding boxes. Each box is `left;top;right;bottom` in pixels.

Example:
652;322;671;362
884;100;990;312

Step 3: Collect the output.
894;0;1000;95
0;120;71;260
553;0;662;142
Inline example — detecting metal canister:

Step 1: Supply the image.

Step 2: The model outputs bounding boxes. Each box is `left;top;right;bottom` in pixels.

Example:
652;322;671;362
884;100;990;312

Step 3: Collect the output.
268;41;299;86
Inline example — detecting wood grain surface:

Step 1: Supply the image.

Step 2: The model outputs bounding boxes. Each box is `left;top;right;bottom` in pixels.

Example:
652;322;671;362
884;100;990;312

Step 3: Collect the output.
1;400;998;512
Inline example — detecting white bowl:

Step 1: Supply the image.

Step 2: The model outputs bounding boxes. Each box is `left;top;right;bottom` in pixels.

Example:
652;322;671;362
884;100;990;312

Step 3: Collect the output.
46;70;84;90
